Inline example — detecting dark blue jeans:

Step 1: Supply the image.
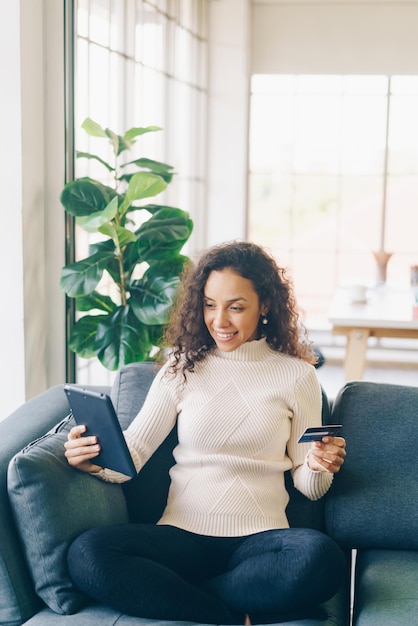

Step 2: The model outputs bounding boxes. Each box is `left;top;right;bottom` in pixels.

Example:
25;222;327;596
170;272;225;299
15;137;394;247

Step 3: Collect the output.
67;524;345;624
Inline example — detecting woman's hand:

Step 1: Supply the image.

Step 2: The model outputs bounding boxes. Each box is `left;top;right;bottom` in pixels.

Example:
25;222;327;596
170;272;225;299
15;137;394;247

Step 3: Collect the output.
307;436;346;474
64;425;103;474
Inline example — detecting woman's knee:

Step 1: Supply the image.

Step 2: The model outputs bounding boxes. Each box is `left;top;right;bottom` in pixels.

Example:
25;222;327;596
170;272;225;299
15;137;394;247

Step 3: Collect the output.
270;528;345;583
223;528;345;611
271;528;346;603
67;525;123;585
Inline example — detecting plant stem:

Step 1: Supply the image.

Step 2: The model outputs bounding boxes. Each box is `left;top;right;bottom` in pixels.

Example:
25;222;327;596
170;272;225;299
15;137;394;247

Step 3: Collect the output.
118;249;127;306
113;150;127;306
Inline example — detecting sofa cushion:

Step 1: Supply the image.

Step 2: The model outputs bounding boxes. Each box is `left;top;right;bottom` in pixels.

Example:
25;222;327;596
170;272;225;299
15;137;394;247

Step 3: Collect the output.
353;549;418;625
111;362;178;524
110;361;161;428
325;381;418;550
0;384;89;626
7;414;129;615
20;602;343;626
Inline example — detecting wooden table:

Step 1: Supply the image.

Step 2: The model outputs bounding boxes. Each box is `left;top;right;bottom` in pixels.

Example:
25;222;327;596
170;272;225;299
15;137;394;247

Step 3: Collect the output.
328;286;418;381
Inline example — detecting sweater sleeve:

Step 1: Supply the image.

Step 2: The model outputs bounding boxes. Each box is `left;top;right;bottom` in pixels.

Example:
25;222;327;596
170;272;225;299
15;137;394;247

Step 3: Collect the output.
95;361;179;483
287;366;333;500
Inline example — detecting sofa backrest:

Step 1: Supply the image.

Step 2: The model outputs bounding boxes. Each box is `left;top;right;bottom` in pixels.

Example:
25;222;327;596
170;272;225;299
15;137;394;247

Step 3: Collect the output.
325;380;418;550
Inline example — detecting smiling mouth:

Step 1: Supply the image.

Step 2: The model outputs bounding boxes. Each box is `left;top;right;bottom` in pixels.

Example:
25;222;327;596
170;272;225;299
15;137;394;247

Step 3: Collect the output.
215;331;237;339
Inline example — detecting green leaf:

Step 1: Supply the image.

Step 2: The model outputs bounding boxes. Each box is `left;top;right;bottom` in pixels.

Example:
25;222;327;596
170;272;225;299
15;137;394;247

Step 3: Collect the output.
122;157;174;175
95;306;151;370
137;203;179;216
124;157;174;173
146;324;165;349
88;238;114;255
87;239;129;284
76;151;114;172
119;172;173;185
75;291;116;313
123;126;161;141
130;273;180;325
60;250;115;297
81;118;107;137
121;172;167;212
68;314;108;358
104;128;121;155
115;240;143;280
76;196;119;232
136;207;193;262
104;127;144;156
144;255;189;279
121;158;175;183
99;223;137;249
60;179;117;217
135;204;178;215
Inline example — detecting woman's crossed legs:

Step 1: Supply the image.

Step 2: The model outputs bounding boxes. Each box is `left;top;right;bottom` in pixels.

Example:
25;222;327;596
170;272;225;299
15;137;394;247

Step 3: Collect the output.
67;524;345;624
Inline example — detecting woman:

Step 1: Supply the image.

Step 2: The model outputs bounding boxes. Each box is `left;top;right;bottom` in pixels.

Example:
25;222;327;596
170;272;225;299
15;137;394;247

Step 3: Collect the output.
64;241;346;624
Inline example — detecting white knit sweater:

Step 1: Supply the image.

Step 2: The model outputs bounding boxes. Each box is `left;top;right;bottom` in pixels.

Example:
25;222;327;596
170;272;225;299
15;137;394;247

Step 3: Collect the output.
99;338;333;536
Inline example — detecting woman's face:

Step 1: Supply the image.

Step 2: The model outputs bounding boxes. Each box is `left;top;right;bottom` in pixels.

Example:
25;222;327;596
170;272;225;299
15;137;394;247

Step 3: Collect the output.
203;268;267;352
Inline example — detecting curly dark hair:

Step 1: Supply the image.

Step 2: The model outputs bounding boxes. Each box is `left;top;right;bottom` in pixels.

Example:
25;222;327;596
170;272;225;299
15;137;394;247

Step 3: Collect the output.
163;241;316;375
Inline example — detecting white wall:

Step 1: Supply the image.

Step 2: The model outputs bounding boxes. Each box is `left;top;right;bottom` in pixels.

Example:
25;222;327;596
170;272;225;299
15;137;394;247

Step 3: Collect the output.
252;1;418;74
42;1;67;393
21;0;48;400
205;0;252;247
0;0;66;419
0;0;26;417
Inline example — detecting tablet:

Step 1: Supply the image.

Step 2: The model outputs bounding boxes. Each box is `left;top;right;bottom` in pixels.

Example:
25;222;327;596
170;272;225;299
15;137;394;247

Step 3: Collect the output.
63;384;137;477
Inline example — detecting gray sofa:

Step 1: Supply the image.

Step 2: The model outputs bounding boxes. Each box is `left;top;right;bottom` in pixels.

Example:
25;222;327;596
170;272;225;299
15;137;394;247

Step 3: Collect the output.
1;362;417;626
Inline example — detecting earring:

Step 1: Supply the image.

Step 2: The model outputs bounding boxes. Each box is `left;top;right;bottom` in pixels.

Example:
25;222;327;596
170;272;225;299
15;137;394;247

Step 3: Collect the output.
262;315;268;325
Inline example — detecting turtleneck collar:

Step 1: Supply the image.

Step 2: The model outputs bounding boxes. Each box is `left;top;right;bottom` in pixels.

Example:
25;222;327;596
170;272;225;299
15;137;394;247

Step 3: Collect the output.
212;337;274;361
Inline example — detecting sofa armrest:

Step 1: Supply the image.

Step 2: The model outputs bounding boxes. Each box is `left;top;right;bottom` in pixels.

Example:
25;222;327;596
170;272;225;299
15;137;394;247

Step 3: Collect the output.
325;381;418;551
0;386;75;625
1;385;74;455
0;384;110;626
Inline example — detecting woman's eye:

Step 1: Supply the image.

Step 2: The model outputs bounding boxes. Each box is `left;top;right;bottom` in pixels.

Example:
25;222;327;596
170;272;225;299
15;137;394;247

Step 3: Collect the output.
204;302;214;309
230;306;244;312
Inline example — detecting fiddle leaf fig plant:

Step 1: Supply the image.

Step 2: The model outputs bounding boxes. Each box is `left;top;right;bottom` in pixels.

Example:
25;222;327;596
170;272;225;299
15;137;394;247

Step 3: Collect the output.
60;117;193;370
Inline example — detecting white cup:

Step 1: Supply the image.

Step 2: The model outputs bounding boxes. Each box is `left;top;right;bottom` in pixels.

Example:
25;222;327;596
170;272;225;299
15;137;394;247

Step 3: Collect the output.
349;284;367;303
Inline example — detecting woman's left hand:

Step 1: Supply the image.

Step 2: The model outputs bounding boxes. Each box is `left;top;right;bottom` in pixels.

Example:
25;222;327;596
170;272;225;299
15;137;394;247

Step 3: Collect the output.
307;436;346;473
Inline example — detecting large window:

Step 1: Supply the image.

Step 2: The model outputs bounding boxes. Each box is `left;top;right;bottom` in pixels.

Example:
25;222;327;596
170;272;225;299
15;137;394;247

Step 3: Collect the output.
248;74;418;325
70;0;208;383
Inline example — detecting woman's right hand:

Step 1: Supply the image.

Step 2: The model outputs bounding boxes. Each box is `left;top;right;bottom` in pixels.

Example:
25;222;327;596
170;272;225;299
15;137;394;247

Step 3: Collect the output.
64;425;103;474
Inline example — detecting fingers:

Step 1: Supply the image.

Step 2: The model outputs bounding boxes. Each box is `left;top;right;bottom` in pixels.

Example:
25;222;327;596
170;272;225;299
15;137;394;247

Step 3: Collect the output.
327;436;345;448
67;424;86;439
308;436;347;474
64;426;102;473
65;426;99;456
